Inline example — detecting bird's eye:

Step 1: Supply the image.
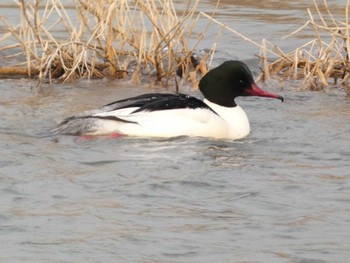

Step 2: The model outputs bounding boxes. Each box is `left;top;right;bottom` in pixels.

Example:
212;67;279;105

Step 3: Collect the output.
239;80;244;84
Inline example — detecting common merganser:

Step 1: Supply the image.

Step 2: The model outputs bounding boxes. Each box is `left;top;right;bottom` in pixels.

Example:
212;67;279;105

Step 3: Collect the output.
51;60;283;139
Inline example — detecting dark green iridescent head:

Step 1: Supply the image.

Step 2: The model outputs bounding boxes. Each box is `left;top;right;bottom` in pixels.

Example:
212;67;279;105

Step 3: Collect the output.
199;60;283;107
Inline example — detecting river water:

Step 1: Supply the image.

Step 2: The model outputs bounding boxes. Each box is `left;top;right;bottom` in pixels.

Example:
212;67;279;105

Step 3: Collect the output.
1;1;350;263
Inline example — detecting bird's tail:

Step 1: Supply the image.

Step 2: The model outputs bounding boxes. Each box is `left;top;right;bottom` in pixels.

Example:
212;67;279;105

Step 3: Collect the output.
50;116;100;136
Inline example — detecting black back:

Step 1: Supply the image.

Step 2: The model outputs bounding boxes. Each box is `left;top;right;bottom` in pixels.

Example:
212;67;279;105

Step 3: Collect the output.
102;93;214;114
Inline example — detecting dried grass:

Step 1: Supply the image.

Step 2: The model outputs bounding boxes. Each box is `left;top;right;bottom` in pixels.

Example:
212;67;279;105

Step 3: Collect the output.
2;0;348;90
256;0;350;90
0;0;220;85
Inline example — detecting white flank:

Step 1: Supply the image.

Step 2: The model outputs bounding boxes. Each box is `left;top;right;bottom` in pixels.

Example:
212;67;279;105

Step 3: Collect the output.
88;99;250;140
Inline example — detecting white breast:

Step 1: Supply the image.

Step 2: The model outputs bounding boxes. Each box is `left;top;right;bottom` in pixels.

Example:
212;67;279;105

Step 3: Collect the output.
203;99;250;139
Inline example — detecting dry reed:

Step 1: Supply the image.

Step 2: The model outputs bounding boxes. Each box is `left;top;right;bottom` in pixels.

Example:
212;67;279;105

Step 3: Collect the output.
256;0;350;90
0;0;220;85
2;0;349;90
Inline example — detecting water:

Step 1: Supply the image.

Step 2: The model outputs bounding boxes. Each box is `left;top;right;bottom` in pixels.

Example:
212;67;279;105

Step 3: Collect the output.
1;1;350;263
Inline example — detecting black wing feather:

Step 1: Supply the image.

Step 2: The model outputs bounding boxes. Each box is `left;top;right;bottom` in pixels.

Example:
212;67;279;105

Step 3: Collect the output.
102;93;182;111
102;92;216;114
132;94;215;113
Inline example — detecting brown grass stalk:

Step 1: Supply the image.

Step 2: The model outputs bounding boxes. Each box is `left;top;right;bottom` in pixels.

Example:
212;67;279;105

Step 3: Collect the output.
257;0;350;89
0;0;223;85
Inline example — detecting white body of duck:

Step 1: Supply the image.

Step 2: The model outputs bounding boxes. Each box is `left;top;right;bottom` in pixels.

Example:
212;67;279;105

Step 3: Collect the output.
83;100;250;139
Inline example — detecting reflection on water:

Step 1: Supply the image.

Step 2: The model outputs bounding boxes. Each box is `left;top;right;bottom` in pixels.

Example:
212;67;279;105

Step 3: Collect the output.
1;1;350;262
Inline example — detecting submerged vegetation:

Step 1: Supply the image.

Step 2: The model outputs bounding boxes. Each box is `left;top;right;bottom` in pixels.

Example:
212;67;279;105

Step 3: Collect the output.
0;0;350;90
